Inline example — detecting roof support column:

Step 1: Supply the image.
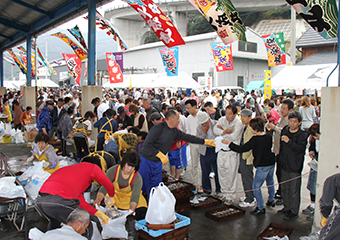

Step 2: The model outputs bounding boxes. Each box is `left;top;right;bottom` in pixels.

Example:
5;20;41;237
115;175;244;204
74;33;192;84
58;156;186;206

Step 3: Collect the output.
0;49;3;87
26;33;32;86
87;0;96;86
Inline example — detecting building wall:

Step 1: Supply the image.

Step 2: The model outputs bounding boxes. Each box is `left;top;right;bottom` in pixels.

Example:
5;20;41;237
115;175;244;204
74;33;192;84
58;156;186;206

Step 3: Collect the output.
302;45;336;59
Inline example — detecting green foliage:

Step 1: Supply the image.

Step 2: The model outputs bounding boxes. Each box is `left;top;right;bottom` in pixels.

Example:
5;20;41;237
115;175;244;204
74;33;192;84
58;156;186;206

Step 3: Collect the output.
144;31;160;44
187;14;214;36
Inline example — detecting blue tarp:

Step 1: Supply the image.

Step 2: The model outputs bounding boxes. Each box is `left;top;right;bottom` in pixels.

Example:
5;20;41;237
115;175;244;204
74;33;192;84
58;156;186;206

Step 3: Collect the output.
245;81;264;92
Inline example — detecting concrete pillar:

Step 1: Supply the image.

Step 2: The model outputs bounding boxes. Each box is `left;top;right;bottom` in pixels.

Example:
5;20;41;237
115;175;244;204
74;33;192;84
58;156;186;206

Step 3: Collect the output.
0;87;6;95
22;86;36;122
82;85;102;139
314;87;340;228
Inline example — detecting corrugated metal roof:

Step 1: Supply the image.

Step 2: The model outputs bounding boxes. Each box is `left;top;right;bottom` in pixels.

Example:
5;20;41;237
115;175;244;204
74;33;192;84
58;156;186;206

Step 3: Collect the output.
0;0;111;50
296;27;337;48
296;50;337;65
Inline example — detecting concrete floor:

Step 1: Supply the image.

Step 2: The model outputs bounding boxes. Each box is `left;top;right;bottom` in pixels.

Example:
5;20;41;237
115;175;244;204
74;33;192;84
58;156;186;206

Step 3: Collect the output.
0;142;314;240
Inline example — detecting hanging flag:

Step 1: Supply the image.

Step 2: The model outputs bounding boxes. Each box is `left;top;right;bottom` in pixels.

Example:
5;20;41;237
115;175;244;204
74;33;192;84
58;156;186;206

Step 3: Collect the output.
7;49;27;75
3;55;15;66
106;52;123;83
84;60;88;77
210;42;233;72
158;47;179;76
85;11;129;51
123;0;185;47
52;32;88;61
189;0;246;44
274;32;285;53
286;0;338;39
31;41;57;75
62;53;82;85
68;25;88;51
262;34;286;67
53;61;63;65
264;70;272;100
111;52;124;72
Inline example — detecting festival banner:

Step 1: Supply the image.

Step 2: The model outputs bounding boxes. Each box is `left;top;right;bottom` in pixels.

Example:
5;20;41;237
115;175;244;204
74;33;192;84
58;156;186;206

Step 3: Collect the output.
85;11;129;51
111;52;124;72
106;52;123;83
123;0;185;47
31;41;57;75
274;32;285;53
264;70;272;100
3;54;15;66
52;32;88;61
6;49;27;74
84;60;88;77
262;34;286;67
189;0;246;44
68;25;88;51
62;53;82;85
158;47;179;76
210;42;233;72
18;51;36;77
286;0;338;39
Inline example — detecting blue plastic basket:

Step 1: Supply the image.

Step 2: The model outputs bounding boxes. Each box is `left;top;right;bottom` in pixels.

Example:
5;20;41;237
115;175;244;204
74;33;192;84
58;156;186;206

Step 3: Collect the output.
136;213;190;237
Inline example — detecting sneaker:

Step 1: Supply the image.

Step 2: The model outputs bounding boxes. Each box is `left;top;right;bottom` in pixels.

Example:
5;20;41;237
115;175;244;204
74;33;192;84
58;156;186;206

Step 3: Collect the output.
302;205;315;215
274;193;282;199
250;207;266;215
277;208;289;214
239;196;246;202
306;212;314;221
284;212;299;221
224;199;234;205
276;198;284;205
239;200;256;208
266;200;276;207
209;172;215;179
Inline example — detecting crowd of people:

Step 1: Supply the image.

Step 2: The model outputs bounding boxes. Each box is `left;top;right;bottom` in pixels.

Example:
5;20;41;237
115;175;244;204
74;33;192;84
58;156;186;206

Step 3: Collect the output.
1;86;331;239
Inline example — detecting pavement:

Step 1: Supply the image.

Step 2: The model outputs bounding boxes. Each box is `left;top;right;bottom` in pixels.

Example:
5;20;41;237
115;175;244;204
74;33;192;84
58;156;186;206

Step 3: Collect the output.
0;142;314;240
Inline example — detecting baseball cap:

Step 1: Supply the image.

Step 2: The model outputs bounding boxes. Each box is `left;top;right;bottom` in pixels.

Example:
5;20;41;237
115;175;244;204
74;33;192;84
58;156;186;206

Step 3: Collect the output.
239;109;253;117
45;100;54;106
247;97;255;108
197;111;210;125
149;112;161;122
233;101;242;107
117;106;125;116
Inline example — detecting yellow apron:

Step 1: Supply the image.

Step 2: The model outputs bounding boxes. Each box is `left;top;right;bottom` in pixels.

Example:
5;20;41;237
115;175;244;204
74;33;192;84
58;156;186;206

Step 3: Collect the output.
34;144;60;174
89;151;108;185
95;118;113;151
73;120;89;150
108;165;147;210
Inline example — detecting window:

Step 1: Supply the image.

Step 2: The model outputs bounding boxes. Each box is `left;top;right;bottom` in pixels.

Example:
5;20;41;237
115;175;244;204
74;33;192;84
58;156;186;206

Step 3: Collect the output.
192;72;205;82
238;41;257;53
237;76;244;87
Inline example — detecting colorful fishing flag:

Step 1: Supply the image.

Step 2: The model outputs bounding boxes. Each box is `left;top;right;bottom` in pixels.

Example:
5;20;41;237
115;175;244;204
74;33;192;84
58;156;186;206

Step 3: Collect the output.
106;52;123;84
6;49;27;75
123;0;185;47
262;34;286;67
52;32;88;61
85;11;129;51
68;25;88;51
31;41;57;75
62;53;82;85
189;0;246;44
18;51;36;77
84;60;88;77
3;54;15;66
274;32;285;53
210;42;233;72
158;47;179;76
286;0;338;39
264;70;272;100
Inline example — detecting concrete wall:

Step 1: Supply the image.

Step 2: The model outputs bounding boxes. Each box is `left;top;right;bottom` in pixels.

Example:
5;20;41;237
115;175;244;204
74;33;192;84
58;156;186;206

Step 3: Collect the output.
22;87;36;121
314;87;340;228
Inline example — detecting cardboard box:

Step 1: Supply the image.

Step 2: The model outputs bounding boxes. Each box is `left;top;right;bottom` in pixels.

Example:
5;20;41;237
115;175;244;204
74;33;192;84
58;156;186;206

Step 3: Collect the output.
25;130;38;147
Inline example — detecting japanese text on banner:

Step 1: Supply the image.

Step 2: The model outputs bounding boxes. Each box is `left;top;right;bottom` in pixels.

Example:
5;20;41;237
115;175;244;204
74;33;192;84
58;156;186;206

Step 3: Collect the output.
158;47;179;76
210;42;233;72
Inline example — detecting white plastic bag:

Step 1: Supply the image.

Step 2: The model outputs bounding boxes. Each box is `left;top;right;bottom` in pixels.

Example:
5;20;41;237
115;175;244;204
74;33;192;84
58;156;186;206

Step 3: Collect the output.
15;130;25;144
0;121;4;137
96;205;131;239
22;161;51;200
28;227;44;240
145;182;176;224
4;123;12;136
90;221;102;240
0;176;26;198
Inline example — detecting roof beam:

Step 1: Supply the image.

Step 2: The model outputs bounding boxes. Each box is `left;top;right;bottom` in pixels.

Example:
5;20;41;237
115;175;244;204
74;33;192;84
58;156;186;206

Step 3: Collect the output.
10;0;49;16
0;32;11;40
0;17;28;32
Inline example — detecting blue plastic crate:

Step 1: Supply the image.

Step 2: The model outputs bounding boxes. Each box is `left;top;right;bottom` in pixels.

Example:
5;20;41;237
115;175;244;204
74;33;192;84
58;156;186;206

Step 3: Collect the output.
136;213;190;237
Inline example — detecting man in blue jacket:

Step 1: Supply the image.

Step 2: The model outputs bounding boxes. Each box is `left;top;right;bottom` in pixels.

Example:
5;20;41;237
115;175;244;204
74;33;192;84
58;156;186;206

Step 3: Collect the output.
37;101;54;136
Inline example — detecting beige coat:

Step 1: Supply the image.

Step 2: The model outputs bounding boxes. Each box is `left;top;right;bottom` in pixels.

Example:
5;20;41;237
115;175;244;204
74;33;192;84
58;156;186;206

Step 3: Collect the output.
272;116;289;155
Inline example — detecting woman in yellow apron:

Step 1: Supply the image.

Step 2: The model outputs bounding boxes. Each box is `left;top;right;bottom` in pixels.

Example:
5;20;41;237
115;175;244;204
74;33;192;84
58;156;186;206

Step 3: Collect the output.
93;109;117;151
30;132;59;174
94;151;147;239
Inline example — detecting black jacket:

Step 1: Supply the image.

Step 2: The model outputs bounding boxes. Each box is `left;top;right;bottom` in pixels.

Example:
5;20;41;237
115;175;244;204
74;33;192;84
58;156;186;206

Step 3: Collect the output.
279;126;308;173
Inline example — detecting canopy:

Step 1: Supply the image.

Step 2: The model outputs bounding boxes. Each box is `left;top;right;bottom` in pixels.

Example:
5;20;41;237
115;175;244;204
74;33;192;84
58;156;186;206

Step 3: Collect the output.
271;64;339;90
103;72;201;89
245;80;264;92
4;79;59;89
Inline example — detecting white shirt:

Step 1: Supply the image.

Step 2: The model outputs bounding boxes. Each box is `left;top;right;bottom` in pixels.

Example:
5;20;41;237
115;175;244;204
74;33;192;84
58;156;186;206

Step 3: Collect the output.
204;95;218;108
178;114;186;132
186;110;201;135
134;91;141;100
97;103;109;119
40;225;87;240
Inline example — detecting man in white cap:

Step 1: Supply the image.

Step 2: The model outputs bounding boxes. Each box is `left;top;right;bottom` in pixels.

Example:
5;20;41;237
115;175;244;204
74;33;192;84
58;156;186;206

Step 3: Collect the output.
196;111;221;195
213;105;243;205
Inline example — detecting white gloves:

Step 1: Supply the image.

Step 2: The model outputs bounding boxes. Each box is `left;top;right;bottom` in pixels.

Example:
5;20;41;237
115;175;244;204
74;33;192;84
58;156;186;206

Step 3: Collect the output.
27;156;35;162
42;161;50;168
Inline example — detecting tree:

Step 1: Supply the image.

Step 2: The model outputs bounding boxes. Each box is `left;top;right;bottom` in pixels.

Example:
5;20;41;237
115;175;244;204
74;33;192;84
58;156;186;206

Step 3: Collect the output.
187;14;214;36
144;31;160;44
